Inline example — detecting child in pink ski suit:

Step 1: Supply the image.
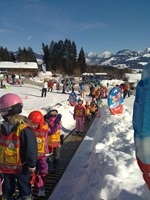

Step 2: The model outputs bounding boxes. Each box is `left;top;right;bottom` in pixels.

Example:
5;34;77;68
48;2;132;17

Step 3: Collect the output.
73;98;86;136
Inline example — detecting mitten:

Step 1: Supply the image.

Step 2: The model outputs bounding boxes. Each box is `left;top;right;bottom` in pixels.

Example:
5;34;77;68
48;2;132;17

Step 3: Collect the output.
60;134;64;145
55;114;62;124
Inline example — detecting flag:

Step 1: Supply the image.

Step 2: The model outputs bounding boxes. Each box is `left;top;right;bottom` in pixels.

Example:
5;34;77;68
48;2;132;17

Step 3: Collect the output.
42;64;46;73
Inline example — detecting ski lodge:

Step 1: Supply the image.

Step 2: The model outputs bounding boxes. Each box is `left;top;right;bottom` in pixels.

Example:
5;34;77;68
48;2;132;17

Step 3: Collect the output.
0;61;39;75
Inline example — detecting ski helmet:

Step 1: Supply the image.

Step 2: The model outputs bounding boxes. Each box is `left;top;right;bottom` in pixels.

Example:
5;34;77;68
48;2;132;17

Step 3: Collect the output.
28;110;44;128
78;98;83;103
0;93;23;116
48;107;58;114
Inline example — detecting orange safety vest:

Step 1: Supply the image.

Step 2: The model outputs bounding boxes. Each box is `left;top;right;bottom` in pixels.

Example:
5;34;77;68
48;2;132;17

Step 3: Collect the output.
48;122;62;153
91;89;96;96
85;105;91;116
0;123;28;174
32;124;49;160
95;90;101;99
90;103;97;112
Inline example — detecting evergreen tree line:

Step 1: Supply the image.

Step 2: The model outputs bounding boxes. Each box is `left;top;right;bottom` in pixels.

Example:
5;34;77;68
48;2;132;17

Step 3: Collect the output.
42;39;86;75
0;41;130;77
0;46;36;62
0;40;87;75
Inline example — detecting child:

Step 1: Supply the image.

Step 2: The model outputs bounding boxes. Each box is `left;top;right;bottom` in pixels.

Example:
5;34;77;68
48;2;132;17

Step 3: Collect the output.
73;98;86;136
44;108;62;171
85;101;91;124
90;98;98;115
0;93;37;200
95;87;101;106
28;110;49;197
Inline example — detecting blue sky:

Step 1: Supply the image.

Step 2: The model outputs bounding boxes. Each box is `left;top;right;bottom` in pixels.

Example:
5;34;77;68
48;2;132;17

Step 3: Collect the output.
1;0;150;55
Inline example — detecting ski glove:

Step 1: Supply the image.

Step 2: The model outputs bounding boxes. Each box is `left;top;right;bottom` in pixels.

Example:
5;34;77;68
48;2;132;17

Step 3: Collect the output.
55;114;62;124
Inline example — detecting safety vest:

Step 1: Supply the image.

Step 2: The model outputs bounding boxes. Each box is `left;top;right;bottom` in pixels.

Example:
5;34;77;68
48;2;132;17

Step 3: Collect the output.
90;103;97;112
74;105;85;117
85;105;91;116
0;123;28;174
48;123;61;153
95;90;101;99
91;89;96;96
33;124;49;160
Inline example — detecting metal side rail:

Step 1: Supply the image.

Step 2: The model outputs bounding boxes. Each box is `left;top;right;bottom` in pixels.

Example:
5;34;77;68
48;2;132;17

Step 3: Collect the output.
33;115;96;200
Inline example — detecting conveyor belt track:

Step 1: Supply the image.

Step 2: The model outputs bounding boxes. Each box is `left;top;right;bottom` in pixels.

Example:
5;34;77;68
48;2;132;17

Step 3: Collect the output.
33;116;95;199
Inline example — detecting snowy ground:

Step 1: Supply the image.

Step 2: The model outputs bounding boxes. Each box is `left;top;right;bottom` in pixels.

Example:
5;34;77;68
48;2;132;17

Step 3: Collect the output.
0;81;149;200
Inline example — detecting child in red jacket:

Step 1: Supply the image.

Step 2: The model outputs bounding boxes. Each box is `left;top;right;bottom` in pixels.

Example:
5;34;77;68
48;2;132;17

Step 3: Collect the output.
73;98;85;136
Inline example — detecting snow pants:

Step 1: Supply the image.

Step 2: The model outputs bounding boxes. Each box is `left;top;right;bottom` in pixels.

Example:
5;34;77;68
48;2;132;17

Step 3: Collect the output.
2;170;31;199
75;117;84;132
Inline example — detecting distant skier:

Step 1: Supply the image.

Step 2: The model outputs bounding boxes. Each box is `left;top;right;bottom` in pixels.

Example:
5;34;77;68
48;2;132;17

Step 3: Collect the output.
41;80;48;97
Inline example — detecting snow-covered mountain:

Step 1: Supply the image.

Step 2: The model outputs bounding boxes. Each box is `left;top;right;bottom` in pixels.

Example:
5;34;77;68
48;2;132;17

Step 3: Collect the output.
85;48;150;69
14;47;150;69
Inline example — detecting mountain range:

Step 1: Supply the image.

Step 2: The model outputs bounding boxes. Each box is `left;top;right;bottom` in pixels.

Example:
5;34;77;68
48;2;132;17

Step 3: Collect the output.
85;48;150;69
34;48;150;69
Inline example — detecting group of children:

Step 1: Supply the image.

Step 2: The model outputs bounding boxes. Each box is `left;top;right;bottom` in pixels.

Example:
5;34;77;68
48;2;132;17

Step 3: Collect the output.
0;93;63;199
0;91;100;199
90;85;107;105
73;97;99;136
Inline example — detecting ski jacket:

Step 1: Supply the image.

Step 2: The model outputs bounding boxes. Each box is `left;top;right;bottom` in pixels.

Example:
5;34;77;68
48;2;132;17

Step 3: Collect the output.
73;104;85;118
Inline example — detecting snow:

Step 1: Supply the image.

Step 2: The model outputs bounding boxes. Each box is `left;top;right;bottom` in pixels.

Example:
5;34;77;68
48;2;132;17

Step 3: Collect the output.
100;51;112;58
126;56;139;61
138;62;148;66
143;53;150;58
0;77;150;200
0;62;38;69
123;73;141;83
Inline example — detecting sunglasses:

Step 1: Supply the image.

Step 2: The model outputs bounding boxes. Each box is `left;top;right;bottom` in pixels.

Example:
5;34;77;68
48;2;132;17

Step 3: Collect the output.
48;114;57;118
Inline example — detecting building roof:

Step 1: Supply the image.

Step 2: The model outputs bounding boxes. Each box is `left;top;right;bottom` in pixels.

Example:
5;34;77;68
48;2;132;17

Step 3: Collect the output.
123;73;141;83
0;62;38;69
82;72;107;76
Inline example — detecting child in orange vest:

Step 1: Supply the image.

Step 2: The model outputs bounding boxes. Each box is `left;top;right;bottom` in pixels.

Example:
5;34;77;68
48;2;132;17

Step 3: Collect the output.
95;87;101;105
85;101;91;124
28;110;49;197
90;98;98;115
0;93;37;200
44;108;62;171
73;98;86;136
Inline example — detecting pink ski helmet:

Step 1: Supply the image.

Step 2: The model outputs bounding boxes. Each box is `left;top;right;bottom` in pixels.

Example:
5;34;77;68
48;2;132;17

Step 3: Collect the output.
0;93;23;116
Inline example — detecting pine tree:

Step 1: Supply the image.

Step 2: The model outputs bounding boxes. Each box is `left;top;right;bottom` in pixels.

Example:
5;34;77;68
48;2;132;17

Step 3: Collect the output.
78;47;86;73
42;43;50;71
26;47;36;62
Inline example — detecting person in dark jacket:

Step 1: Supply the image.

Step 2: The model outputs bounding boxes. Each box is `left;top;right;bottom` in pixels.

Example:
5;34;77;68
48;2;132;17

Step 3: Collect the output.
0;93;37;200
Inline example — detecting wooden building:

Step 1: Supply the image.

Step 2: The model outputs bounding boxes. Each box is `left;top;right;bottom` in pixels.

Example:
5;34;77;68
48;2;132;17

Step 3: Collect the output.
0;61;39;75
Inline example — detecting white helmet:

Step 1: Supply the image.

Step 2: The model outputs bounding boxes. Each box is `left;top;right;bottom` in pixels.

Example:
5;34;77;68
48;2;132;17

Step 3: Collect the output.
78;98;84;103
